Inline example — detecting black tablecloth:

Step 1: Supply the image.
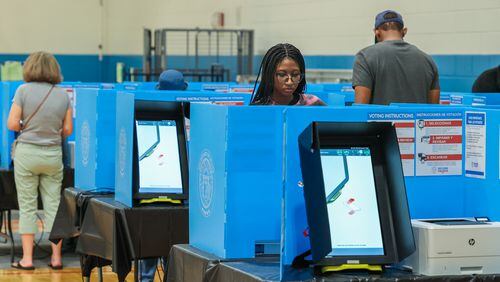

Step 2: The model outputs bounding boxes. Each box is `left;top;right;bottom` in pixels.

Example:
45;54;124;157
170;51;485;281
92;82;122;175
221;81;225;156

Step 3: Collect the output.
49;187;114;242
167;244;500;282
0;168;74;210
50;188;189;281
167;244;222;282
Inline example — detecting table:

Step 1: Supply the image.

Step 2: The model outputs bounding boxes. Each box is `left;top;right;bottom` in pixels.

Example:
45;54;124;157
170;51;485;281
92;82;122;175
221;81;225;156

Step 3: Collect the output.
50;188;189;281
166;244;500;282
0;168;74;263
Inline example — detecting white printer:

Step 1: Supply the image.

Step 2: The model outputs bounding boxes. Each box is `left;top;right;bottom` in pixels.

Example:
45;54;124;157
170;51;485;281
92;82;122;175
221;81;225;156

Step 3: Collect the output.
403;218;500;275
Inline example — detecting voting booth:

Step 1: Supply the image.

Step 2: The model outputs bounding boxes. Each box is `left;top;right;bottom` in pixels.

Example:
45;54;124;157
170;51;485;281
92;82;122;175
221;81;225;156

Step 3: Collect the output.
114;95;189;207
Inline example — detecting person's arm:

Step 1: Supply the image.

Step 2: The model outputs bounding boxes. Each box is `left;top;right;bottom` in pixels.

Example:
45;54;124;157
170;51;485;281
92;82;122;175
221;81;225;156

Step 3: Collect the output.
428;58;440;104
7;103;23;132
427;89;440;104
62;107;73;137
355;86;372;104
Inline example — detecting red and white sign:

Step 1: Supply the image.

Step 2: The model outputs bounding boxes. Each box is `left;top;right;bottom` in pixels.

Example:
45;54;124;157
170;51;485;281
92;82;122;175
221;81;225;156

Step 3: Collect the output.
416;118;462;176
229;88;254;93
394;121;416;176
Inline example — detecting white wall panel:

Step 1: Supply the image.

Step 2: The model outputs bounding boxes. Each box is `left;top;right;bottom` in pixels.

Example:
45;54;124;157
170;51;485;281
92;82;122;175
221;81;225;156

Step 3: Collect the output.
0;0;499;56
0;0;101;54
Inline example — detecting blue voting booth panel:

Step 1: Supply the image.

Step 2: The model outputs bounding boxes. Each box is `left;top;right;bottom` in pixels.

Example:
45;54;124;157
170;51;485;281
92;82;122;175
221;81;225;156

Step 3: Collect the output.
229;84;254;93
447;92;487;106
461;109;500;219
481;93;500;105
343;91;355;104
116;82;157;91
322;91;355;104
73;83;114;89
441;92;500;106
0;81;22;169
74;89;117;190
325;93;346;106
440;92;451;104
305;84;325;92
322;83;353;92
187;82;237;92
60;82;117;141
132;90;252;105
114;92;135;207
189;103;284;258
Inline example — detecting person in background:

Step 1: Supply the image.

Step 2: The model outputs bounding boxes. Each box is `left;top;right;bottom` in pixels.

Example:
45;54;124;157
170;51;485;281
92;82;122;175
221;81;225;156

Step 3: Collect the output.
138;69;188;282
353;10;440;105
251;43;326;106
472;65;500;93
7;51;72;270
156;69;188;91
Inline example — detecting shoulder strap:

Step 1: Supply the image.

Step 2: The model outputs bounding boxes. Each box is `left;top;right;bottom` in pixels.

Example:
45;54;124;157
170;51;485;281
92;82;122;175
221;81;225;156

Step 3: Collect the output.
22;85;55;130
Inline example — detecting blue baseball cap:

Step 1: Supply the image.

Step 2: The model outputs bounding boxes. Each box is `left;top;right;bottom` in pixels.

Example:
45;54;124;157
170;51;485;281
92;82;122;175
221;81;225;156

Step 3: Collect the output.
374;10;404;29
157;69;188;90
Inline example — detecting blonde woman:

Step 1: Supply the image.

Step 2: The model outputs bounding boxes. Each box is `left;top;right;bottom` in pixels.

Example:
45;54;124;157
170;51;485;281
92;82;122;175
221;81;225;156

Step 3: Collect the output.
7;51;73;270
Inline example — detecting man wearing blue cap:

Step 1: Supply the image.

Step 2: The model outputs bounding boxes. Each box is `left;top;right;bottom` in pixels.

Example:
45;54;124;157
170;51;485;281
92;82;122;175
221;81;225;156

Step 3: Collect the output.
353;10;440;105
156;69;188;91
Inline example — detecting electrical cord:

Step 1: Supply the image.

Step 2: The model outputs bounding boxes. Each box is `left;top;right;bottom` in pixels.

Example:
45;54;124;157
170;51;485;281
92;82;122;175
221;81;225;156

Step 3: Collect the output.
152;257;165;282
80;255;85;282
157;264;162;282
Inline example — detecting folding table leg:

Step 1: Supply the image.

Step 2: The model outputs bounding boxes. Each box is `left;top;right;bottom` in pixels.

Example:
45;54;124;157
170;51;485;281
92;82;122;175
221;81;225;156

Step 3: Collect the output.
98;266;103;282
0;211;7;244
7;210;15;263
134;259;139;282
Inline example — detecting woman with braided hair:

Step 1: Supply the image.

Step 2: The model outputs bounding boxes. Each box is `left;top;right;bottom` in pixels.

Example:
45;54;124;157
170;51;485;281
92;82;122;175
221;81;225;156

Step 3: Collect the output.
251;43;326;106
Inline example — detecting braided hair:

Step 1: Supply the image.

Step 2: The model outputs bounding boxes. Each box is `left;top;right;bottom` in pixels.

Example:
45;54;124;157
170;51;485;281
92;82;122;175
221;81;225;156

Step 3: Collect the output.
250;43;307;105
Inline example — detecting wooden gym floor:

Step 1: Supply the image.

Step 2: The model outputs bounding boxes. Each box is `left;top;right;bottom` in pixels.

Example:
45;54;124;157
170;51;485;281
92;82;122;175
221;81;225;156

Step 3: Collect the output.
0;213;163;281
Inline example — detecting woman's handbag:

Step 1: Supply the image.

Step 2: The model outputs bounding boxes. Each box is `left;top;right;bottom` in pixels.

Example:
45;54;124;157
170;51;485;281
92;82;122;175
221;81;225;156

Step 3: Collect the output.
11;85;55;160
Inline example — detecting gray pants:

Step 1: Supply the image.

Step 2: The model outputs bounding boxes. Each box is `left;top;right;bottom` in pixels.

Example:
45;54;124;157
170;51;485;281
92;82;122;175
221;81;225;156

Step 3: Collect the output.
14;142;63;234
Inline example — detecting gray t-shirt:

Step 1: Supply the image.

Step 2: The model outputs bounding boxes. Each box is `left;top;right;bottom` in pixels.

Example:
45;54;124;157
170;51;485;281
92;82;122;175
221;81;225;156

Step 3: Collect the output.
13;82;70;146
352;40;440;105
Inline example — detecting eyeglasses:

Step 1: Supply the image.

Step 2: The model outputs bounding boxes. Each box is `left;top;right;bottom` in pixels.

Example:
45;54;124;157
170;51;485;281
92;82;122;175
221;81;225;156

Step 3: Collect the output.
275;72;303;83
